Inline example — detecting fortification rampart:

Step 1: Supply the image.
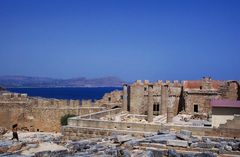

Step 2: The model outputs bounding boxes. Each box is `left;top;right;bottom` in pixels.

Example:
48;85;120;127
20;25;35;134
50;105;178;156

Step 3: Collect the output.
0;92;105;132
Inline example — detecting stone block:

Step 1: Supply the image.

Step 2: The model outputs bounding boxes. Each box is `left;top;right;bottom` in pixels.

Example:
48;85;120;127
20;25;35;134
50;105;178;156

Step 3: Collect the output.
176;133;190;141
115;135;133;143
197;142;215;148
167;140;188;147
147;134;176;144
180;130;192;137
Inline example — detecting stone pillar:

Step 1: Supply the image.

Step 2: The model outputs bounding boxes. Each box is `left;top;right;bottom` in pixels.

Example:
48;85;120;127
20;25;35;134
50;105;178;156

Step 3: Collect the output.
161;85;168;115
167;97;174;123
205;98;212;122
122;84;128;111
148;84;154;122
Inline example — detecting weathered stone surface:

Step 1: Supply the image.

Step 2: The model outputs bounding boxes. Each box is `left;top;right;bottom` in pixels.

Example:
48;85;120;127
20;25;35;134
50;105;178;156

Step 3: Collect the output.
105;148;118;156
124;139;140;148
7;142;24;153
231;142;240;151
145;150;154;157
146;149;165;157
224;145;232;151
0;146;8;154
180;130;192;137
0;127;7;135
168;149;181;157
194;152;217;157
50;150;68;157
65;140;96;153
176;133;190;141
146;134;176;144
197;142;215;148
167;140;188;147
35;150;51;157
114;135;133;143
190;143;198;148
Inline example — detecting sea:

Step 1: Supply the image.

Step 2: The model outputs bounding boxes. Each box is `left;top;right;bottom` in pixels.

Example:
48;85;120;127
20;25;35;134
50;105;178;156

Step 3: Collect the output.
7;87;122;100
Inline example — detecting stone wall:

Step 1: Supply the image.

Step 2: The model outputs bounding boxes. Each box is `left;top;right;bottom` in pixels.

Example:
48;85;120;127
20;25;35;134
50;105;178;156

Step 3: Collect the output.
126;80;181;117
0;93;105;132
184;94;221;115
212;108;240;127
219;114;240;129
95;90;123;109
63;116;240;140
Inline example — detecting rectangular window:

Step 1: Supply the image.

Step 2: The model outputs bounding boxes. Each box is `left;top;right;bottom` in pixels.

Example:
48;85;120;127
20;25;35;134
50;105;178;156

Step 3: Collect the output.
153;103;160;115
194;104;198;113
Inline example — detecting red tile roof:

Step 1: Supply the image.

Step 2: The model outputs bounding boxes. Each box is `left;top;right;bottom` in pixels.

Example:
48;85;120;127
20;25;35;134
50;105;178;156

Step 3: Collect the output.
211;99;240;108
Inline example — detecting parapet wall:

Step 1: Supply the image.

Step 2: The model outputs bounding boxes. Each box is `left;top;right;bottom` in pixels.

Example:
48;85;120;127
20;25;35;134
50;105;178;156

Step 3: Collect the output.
63;108;240;140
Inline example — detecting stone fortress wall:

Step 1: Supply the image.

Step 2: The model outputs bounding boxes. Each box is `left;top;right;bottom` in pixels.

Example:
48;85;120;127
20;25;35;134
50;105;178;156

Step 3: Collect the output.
0;92;105;132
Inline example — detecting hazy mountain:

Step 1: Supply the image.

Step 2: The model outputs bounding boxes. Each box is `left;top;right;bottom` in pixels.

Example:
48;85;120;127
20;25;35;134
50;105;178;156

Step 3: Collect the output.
0;76;124;88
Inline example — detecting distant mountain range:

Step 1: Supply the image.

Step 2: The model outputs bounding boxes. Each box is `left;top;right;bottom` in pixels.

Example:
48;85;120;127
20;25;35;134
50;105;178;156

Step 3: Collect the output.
0;76;125;88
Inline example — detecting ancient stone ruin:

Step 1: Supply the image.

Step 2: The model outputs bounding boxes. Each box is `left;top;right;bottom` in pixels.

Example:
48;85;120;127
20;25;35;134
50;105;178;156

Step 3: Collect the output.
0;77;240;156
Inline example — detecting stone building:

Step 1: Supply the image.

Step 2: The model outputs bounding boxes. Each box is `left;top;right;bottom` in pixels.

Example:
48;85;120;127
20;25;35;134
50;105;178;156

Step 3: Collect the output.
182;77;222;116
122;77;240;123
122;80;182;122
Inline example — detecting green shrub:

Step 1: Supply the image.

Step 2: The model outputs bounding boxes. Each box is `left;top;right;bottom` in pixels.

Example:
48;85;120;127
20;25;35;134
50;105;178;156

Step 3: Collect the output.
60;114;76;126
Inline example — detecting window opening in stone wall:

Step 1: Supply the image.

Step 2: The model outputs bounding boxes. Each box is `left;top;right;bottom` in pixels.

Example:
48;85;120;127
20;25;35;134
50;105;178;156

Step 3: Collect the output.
144;87;147;91
194;104;198;113
108;97;111;102
153;103;160;115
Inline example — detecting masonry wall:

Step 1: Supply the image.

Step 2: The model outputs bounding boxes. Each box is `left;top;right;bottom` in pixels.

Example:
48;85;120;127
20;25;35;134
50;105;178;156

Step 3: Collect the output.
184;94;220;115
95;90;123;109
0;94;105;132
63;118;240;140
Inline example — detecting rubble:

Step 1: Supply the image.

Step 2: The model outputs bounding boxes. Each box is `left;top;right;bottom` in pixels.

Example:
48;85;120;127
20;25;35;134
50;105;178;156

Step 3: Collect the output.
0;130;240;156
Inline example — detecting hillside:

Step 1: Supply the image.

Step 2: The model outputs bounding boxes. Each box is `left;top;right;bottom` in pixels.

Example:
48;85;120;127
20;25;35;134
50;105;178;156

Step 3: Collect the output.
0;76;124;88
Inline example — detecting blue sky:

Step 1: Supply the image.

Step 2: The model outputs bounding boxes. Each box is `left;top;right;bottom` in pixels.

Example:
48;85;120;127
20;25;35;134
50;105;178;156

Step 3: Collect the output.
0;0;239;81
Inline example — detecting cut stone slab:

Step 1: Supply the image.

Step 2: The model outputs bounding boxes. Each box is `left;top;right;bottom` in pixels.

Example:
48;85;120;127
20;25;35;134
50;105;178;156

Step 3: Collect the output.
197;142;215;149
115;135;133;143
180;130;192;137
146;134;176;144
167;140;188;147
176;133;190;141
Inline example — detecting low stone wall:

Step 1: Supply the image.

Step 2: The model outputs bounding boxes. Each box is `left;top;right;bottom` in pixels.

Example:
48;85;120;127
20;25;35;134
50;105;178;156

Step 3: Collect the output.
63;109;240;139
75;108;122;119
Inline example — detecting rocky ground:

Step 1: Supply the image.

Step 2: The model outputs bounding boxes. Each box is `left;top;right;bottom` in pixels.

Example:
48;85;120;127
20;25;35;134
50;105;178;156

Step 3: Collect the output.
0;128;240;157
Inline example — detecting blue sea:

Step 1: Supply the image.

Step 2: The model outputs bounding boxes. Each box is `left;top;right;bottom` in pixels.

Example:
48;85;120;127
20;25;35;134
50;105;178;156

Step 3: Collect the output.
7;87;122;100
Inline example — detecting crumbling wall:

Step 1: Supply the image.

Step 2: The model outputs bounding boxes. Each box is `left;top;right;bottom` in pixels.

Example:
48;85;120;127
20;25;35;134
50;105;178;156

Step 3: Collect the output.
218;114;240;129
95;90;123;109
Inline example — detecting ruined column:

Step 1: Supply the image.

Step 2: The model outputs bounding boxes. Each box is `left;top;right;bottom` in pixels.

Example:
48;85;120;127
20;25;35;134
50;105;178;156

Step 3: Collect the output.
122;84;128;111
147;84;154;123
161;85;168;115
167;97;174;123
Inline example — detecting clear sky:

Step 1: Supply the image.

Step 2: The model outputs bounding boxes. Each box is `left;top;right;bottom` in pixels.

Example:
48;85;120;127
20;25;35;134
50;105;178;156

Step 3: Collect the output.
0;0;239;82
